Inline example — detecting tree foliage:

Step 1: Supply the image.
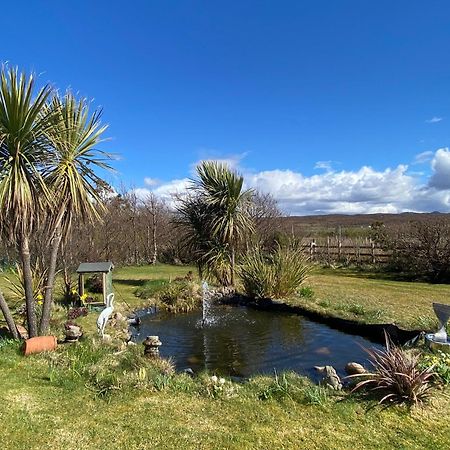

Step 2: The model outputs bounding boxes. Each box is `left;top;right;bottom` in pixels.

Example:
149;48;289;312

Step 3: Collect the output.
175;161;254;286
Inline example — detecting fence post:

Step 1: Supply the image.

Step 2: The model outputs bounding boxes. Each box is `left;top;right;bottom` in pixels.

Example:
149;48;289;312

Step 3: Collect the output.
371;241;376;264
337;240;342;261
310;239;316;260
326;236;330;264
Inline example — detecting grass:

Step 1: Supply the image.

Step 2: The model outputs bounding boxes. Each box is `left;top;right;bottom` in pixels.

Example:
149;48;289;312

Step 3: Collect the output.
1;264;450;449
0;339;449;450
285;267;450;330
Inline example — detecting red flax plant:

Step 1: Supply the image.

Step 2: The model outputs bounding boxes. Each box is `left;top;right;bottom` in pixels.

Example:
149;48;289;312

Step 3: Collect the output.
350;332;436;406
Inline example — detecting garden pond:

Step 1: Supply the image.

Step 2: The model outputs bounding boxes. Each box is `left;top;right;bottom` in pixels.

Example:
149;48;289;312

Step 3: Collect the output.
131;304;382;381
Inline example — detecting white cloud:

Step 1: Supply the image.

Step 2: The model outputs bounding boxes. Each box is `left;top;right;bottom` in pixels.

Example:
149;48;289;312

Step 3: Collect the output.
429;148;450;190
144;177;160;187
425;116;443;123
190;152;248;175
314;160;333;171
246;165;418;215
137;148;450;215
413;150;434;165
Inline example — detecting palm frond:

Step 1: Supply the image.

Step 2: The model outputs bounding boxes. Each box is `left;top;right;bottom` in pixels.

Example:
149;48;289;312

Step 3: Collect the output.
0;66;55;240
43;92;112;237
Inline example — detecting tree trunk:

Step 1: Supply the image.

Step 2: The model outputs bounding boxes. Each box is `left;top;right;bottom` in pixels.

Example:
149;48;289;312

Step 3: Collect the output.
19;236;38;337
151;212;157;264
0;290;19;339
230;246;235;286
39;226;62;335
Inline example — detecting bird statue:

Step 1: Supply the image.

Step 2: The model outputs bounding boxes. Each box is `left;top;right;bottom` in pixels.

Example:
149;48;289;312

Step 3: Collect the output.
97;293;115;338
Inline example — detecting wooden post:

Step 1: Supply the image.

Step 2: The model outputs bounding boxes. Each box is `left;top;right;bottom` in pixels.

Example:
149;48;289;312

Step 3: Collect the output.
102;272;107;305
78;273;84;297
337;240;342;261
326;236;330;264
371;241;376;264
310;239;316;260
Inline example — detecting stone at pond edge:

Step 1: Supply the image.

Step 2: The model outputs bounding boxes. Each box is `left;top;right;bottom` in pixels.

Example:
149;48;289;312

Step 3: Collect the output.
345;362;366;375
143;335;162;357
314;365;342;390
113;312;125;322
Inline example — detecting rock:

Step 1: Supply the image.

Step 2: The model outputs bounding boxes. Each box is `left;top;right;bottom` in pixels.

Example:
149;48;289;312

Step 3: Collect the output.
127;316;141;326
184;368;195;377
113;312;125;322
143;335;162;357
314;365;342;390
345;362;366;376
16;325;28;340
127;340;137;346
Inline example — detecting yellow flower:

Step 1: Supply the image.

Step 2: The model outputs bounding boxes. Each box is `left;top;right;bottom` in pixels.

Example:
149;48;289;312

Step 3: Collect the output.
36;293;44;301
37;300;43;306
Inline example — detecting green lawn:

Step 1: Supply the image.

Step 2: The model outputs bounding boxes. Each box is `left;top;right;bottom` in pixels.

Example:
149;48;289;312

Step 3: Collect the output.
1;264;450;450
293;268;450;330
0;340;449;450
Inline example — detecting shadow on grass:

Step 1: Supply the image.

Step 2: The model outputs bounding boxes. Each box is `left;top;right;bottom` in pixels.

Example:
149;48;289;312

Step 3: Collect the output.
113;278;148;288
313;267;423;283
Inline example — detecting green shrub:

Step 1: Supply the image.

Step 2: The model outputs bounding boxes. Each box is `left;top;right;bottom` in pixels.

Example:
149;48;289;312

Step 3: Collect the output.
239;245;310;299
136;279;201;313
420;351;450;384
158;280;201;313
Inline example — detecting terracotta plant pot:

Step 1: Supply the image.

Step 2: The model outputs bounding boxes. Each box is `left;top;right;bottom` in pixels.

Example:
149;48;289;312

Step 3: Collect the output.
23;336;57;356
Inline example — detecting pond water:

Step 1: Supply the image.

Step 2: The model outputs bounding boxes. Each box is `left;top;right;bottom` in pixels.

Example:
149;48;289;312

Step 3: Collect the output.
131;304;381;381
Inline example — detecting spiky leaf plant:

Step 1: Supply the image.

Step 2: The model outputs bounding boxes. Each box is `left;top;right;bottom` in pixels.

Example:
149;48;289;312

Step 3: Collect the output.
239;244;310;299
350;333;436;406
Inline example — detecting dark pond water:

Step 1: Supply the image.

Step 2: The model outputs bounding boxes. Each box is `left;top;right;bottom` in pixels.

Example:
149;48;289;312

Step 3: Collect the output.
132;305;381;381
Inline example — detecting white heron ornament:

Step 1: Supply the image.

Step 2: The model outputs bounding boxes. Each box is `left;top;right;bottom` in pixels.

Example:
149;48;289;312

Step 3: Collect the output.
97;293;115;337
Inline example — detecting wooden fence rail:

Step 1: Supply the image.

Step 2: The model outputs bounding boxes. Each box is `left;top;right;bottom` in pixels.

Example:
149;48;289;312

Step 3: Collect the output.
302;239;392;264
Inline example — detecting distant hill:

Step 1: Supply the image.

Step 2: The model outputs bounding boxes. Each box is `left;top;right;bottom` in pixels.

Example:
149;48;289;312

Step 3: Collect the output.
279;212;450;236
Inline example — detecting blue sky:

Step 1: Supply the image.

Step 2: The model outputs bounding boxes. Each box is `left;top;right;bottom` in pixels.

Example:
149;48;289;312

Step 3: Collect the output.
2;1;450;214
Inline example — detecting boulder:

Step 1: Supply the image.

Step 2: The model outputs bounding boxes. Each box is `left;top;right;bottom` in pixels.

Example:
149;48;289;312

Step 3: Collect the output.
345;362;366;376
314;365;342;390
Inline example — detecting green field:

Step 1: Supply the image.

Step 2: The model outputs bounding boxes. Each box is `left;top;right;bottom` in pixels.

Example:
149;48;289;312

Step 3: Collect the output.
1;264;450;450
293;268;450;330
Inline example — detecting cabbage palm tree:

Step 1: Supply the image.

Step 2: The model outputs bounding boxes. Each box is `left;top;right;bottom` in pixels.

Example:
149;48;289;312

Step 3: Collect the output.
179;161;253;285
39;93;111;334
0;67;55;337
196;161;254;285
